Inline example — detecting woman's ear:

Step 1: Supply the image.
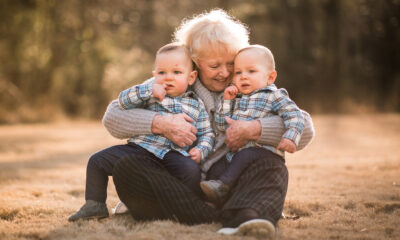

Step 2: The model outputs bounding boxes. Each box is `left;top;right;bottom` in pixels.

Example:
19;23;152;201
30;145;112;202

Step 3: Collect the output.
188;70;198;86
267;71;277;85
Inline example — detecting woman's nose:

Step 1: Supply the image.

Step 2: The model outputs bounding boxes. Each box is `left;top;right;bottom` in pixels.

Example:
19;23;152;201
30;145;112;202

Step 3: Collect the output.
218;65;230;78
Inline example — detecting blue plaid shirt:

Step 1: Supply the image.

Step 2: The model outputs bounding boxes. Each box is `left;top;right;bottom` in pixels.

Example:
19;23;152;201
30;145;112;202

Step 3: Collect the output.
118;80;214;163
215;84;304;160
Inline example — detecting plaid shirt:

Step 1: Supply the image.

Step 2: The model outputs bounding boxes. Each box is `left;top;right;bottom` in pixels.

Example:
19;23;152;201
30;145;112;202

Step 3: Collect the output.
118;80;214;162
215;84;304;160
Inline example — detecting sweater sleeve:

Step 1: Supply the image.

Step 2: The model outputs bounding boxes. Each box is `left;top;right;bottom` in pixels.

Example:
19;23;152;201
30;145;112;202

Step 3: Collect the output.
102;99;157;139
257;110;315;151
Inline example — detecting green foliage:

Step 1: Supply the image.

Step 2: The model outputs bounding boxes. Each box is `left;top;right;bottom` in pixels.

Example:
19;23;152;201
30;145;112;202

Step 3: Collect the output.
0;0;399;123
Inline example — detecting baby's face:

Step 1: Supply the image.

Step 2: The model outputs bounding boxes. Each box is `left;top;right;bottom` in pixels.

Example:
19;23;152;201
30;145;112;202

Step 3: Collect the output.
233;49;273;95
153;50;196;97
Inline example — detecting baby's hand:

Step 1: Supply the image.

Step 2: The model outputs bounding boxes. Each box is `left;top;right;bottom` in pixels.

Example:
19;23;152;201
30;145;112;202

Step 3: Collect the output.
189;148;201;164
277;138;297;153
223;86;239;100
152;83;167;101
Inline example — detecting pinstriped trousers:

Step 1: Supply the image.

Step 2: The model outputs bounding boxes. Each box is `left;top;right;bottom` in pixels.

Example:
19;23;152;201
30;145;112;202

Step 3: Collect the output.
113;149;288;226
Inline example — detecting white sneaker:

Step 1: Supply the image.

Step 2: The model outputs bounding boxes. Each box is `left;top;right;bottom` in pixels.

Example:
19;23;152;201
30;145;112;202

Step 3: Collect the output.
112;201;129;215
217;219;276;239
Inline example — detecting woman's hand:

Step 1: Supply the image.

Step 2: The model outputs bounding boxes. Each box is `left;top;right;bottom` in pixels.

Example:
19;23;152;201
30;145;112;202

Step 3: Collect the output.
152;114;197;147
225;117;261;151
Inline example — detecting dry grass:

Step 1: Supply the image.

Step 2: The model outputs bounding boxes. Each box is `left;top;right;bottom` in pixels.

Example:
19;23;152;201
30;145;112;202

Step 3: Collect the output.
0;115;399;240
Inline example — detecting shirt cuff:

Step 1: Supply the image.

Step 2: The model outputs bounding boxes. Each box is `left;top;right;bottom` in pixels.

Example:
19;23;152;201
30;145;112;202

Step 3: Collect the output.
282;128;302;146
137;82;153;100
222;99;233;112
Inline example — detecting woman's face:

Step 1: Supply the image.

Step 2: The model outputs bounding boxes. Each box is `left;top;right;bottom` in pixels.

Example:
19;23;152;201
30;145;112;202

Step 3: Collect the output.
196;51;236;92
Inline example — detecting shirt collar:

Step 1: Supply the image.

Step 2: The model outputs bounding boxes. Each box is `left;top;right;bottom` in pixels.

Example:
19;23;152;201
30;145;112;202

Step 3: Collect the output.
180;90;197;98
237;84;278;97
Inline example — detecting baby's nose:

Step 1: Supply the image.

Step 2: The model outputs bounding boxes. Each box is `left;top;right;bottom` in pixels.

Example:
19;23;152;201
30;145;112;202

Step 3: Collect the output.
165;73;174;80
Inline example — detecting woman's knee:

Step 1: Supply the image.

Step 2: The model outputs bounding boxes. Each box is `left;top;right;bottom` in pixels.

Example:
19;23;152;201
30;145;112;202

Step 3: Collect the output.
87;151;105;168
113;155;139;177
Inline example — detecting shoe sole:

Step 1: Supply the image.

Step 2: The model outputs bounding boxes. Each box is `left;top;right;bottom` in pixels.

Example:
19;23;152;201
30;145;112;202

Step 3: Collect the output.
200;182;219;204
217;219;276;239
68;214;109;222
237;219;276;239
112;202;130;215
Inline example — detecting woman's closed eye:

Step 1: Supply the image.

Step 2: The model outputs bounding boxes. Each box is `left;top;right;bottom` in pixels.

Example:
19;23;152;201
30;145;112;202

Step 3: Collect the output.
210;65;219;69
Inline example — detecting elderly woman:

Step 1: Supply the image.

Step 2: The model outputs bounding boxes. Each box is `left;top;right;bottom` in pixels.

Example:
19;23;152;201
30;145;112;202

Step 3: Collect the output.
104;10;314;238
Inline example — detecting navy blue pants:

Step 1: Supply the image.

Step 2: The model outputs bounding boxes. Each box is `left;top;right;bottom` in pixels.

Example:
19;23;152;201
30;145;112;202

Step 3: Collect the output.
214;147;276;187
85;143;202;203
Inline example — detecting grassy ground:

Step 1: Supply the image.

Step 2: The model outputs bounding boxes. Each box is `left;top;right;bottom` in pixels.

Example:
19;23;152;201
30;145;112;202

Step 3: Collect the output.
0;114;399;240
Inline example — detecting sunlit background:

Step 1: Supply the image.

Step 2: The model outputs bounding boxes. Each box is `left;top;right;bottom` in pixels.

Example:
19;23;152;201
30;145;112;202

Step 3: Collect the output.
1;0;399;123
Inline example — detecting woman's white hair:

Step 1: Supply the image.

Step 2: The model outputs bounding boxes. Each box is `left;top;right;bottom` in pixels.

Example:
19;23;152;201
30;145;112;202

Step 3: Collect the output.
173;9;249;64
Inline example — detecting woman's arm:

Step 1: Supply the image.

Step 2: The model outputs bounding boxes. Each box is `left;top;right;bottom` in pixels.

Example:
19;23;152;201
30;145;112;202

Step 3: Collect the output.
225;110;315;151
102;100;157;139
102;100;198;147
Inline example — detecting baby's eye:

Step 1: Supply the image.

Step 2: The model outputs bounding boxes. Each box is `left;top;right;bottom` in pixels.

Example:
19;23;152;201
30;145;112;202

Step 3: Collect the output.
249;69;256;73
174;70;182;74
235;71;242;75
158;71;165;75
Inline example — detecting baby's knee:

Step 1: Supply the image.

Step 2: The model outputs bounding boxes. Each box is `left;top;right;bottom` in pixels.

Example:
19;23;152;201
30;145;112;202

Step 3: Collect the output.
181;161;201;181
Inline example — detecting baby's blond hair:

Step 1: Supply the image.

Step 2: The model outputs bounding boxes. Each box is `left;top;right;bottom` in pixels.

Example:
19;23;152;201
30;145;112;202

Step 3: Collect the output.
156;42;194;70
237;44;276;71
173;9;249;65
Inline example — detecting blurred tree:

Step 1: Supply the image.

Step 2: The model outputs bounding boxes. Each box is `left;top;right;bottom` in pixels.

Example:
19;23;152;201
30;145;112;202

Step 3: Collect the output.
0;0;399;123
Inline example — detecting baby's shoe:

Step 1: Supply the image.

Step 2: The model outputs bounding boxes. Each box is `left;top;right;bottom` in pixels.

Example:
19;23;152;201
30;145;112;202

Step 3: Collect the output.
200;180;230;205
68;200;109;222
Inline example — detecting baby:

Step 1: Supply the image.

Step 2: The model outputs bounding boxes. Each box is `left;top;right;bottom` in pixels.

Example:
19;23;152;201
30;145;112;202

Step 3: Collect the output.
68;42;214;221
118;42;215;192
200;45;305;205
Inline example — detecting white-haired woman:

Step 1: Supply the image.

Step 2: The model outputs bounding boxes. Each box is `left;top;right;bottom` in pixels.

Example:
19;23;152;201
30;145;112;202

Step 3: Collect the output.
103;9;314;238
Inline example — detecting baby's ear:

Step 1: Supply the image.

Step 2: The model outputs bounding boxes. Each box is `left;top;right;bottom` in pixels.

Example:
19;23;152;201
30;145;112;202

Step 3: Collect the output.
152;70;156;77
188;70;198;85
267;71;277;85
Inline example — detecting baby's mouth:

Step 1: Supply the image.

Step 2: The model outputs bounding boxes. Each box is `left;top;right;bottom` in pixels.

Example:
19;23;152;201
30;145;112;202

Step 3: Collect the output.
165;84;174;89
241;83;251;88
